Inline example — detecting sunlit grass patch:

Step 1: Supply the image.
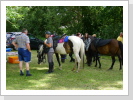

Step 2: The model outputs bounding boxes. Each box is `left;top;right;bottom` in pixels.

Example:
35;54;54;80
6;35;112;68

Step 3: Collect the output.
6;50;123;90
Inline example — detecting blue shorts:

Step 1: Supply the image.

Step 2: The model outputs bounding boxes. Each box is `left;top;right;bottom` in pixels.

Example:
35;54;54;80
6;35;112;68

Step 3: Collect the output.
18;48;31;62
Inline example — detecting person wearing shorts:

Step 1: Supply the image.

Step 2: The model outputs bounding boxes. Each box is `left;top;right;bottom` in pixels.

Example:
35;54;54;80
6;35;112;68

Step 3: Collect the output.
44;31;54;74
12;28;32;76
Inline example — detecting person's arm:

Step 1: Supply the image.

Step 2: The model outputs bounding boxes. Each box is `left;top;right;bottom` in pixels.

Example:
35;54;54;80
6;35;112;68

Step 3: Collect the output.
26;43;31;52
12;39;18;48
44;42;52;48
44;37;52;48
25;36;31;52
12;41;18;48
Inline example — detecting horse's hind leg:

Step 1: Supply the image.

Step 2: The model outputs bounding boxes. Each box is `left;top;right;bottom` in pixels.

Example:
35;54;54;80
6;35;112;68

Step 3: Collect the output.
55;53;62;70
72;53;81;72
108;56;115;70
72;59;77;71
95;56;97;67
118;55;122;70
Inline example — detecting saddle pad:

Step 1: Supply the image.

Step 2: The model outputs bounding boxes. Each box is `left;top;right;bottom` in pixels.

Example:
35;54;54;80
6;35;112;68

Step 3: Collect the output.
64;36;69;42
57;36;69;43
94;39;112;47
58;38;64;43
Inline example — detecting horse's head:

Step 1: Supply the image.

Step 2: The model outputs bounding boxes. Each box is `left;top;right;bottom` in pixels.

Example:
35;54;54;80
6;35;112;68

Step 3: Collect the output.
37;52;44;64
37;44;46;64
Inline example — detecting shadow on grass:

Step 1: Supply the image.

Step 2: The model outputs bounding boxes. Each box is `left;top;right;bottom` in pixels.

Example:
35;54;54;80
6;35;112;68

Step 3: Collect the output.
6;65;123;90
6;51;123;90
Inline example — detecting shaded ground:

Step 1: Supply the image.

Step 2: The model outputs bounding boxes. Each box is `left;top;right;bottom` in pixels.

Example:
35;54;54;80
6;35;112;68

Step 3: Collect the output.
6;50;123;90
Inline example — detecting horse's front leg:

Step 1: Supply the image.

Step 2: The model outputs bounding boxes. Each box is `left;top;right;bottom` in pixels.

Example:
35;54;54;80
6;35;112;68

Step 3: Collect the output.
42;53;46;63
55;53;62;70
97;56;101;68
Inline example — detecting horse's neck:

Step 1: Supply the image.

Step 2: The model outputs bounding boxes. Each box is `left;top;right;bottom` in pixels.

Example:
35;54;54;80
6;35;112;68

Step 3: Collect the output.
44;39;47;43
39;45;44;54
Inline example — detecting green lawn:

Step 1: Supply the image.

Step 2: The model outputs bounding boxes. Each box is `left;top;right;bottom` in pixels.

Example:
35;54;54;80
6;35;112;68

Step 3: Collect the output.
6;50;123;90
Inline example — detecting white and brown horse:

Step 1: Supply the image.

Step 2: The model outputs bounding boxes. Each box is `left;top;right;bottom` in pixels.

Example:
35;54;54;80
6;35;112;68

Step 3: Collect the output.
37;36;85;72
53;36;85;72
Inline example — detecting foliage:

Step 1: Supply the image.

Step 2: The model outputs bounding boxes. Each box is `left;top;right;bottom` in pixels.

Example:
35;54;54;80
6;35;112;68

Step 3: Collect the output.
6;6;123;39
6;6;30;31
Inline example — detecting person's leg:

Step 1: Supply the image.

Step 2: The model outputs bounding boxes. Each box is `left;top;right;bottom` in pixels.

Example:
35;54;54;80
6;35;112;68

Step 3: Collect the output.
50;52;54;72
19;61;23;70
18;48;24;76
24;50;32;76
47;52;51;73
25;62;29;70
19;61;24;75
47;52;54;73
25;62;32;76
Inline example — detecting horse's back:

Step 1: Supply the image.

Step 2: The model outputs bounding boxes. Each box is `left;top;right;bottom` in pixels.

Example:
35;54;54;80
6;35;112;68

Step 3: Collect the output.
97;39;119;55
68;36;82;49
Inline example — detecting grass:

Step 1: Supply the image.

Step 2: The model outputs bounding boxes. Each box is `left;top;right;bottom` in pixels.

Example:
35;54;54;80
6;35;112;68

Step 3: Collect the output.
6;50;123;90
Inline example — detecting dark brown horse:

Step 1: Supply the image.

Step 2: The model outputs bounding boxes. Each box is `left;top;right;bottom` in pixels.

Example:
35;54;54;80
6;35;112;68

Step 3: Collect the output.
86;37;123;70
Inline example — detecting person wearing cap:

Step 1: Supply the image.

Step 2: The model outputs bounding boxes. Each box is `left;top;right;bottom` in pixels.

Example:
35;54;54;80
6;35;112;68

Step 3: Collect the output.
12;28;32;76
44;31;54;74
117;32;123;43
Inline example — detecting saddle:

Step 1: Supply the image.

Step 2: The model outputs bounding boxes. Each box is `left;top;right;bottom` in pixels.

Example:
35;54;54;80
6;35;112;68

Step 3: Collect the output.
52;34;68;49
93;38;112;48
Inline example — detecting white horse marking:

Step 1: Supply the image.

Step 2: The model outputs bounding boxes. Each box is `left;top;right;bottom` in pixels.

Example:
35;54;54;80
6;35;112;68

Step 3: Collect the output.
55;43;67;54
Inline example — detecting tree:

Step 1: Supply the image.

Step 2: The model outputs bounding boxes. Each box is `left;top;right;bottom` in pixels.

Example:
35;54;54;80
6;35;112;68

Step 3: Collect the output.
6;6;123;39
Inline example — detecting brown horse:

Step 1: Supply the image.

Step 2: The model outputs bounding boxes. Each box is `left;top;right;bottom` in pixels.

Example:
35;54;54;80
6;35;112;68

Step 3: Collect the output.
86;37;123;70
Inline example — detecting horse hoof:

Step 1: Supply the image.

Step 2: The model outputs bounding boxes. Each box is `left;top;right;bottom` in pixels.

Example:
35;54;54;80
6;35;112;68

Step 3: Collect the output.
88;63;92;66
108;68;112;71
59;68;62;70
88;64;91;66
72;68;75;71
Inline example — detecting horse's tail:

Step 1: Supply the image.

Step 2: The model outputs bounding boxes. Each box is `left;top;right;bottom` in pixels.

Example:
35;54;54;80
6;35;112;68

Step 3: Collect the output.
80;39;85;68
118;41;123;60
